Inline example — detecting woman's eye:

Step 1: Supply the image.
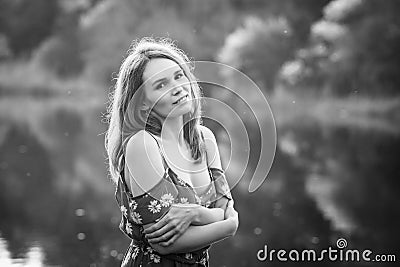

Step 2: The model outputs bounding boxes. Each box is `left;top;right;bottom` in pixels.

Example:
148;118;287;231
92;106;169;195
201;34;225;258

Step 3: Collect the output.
156;82;166;89
175;73;184;80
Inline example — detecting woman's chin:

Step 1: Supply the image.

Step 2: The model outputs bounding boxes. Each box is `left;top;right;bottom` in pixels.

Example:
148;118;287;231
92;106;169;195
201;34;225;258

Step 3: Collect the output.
169;103;192;117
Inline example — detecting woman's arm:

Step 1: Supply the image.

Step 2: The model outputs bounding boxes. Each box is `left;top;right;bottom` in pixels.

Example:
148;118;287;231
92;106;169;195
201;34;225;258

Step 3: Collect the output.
143;203;224;245
125;130;167;196
200;125;232;213
147;207;239;255
192;205;224;225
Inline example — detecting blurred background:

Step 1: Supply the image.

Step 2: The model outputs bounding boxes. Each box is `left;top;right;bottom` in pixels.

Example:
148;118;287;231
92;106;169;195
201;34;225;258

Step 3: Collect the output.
0;0;399;266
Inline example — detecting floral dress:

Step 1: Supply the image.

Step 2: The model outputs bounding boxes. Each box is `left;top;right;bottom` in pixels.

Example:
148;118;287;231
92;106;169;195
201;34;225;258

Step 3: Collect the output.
115;133;233;266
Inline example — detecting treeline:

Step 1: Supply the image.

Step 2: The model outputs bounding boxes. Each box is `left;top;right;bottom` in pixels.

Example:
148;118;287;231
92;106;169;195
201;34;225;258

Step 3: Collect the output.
0;0;399;97
279;0;400;96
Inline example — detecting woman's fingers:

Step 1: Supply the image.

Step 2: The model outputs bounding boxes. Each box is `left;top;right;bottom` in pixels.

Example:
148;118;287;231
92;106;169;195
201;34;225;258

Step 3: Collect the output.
224;199;235;219
146;220;189;245
147;221;184;243
224;205;238;220
145;222;173;239
144;204;195;245
147;227;176;243
145;204;194;236
159;234;179;247
143;216;168;234
157;221;188;246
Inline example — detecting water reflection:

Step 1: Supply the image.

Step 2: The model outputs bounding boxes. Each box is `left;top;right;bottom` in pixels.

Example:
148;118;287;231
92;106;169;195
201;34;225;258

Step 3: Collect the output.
0;119;127;266
0;110;399;266
210;120;399;266
0;237;44;266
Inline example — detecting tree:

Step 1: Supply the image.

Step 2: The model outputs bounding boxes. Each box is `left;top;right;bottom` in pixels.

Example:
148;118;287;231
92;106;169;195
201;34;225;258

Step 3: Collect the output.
280;0;400;96
218;16;294;93
33;10;84;78
0;0;60;56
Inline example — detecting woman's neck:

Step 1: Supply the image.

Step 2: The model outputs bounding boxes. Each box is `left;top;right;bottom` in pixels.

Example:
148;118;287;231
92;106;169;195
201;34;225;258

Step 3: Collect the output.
160;115;185;146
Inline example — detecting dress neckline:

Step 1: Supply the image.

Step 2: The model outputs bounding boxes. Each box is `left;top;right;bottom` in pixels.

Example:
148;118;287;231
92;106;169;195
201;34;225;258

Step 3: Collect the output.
146;131;215;196
166;165;214;197
120;163;217;200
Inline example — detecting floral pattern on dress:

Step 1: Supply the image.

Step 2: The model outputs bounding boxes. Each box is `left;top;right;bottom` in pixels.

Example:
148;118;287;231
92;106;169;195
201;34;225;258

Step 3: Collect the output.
185;253;193;260
122;249;131;266
176;176;187;186
195;195;202;205
131;245;140;260
148;200;162;213
160;193;174;207
129;199;138;210
210;168;233;201
142;247;161;264
125;221;133;235
144;246;154;255
199;255;208;266
150;252;161;263
180;197;189;204
121;205;128;217
130;211;142;224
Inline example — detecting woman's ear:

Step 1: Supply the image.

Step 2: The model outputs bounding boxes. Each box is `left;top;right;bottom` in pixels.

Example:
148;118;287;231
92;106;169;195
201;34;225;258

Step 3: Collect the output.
140;98;151;111
140;103;149;111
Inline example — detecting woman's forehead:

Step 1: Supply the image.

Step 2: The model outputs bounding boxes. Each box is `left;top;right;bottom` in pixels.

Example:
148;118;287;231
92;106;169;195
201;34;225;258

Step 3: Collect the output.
142;58;182;83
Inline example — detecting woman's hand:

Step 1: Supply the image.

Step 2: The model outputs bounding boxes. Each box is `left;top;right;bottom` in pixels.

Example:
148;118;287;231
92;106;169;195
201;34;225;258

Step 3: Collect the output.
146;200;239;255
143;203;199;246
224;200;239;236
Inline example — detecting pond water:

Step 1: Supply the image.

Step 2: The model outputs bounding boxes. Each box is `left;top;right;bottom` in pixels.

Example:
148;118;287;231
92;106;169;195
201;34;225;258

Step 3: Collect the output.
0;109;399;266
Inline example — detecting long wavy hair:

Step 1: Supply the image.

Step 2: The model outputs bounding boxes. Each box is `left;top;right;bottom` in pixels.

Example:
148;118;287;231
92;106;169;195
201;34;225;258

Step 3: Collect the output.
104;37;205;184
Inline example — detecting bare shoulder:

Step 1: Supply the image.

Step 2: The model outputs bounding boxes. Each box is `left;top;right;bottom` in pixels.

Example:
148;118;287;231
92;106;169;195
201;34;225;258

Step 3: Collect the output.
126;130;159;158
198;125;217;142
125;130;165;196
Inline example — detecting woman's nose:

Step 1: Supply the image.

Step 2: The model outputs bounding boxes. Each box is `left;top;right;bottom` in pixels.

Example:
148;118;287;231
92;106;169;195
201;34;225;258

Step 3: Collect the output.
171;84;183;96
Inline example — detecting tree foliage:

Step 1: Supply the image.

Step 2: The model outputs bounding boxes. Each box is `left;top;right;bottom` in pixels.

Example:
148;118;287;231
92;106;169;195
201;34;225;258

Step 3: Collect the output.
218;16;294;93
0;0;60;56
33;11;84;78
280;0;400;96
80;0;238;84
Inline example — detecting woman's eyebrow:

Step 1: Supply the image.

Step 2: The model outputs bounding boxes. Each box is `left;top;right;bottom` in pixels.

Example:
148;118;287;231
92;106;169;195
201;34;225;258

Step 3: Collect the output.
151;69;183;86
152;77;167;86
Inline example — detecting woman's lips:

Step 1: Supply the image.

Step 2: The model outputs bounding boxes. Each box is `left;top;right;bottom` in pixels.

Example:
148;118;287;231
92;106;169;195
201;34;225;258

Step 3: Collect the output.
173;94;188;105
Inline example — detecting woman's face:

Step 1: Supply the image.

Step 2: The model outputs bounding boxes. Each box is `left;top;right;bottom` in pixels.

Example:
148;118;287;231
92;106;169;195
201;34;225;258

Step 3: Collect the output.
141;58;193;118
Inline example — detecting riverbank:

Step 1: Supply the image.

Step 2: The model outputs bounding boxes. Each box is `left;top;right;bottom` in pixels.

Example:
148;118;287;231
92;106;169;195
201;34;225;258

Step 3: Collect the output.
271;90;400;134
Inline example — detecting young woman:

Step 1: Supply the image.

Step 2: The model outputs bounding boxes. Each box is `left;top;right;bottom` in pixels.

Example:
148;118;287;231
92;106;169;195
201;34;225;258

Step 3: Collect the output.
105;37;239;266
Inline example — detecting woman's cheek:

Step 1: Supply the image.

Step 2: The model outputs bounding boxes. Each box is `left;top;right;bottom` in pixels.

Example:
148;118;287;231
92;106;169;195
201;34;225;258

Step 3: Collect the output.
153;98;172;116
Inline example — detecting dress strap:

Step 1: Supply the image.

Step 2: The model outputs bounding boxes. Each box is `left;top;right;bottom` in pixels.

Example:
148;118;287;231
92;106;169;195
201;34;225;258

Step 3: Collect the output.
118;154;131;193
200;128;205;141
146;131;168;171
200;128;210;168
